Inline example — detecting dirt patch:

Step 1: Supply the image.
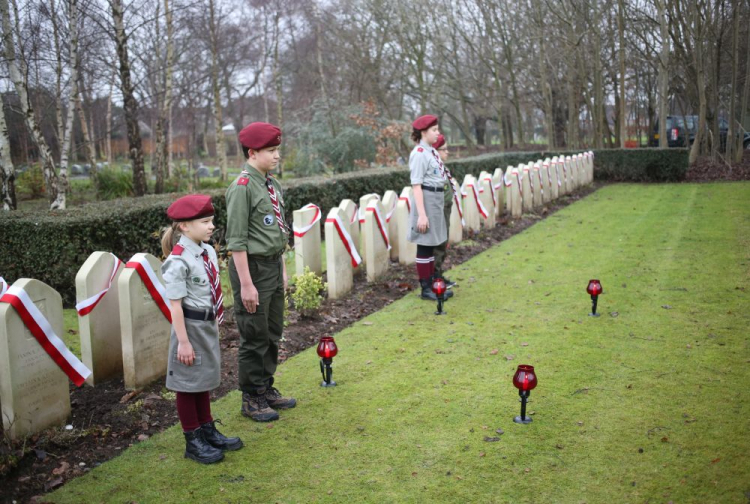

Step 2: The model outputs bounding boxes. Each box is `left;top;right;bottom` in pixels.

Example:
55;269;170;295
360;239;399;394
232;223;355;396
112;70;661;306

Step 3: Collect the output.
0;184;599;504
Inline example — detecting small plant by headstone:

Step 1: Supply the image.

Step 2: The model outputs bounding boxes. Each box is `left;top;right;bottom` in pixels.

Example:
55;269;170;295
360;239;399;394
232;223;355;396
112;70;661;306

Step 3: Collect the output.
291;267;327;318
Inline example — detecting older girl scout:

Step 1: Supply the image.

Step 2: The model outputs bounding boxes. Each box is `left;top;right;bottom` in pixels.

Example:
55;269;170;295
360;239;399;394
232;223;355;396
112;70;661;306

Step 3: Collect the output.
161;194;243;464
407;115;456;300
225;122;296;423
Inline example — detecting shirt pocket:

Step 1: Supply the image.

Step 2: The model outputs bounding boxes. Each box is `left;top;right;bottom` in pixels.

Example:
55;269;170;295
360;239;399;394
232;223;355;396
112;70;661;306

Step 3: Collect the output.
172;351;202;367
255;202;277;229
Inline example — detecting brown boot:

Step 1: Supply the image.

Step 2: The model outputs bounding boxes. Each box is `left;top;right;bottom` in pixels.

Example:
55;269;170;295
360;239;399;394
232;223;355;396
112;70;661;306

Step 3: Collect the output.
241;391;279;422
265;386;297;410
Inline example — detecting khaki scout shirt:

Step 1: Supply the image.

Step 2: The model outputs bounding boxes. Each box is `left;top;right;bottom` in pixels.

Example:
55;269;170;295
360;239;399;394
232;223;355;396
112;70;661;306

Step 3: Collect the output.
409;140;447;188
225;167;288;256
162;234;218;310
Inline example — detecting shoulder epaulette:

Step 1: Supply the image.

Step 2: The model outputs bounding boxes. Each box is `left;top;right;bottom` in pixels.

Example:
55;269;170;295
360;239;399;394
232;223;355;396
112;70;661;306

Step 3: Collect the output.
237;172;249;186
171;244;185;255
417;147;424;153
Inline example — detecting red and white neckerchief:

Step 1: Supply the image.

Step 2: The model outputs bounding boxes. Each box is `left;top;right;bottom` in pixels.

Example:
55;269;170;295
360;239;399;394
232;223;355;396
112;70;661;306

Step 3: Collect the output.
265;176;288;234
292;203;321;238
75;254;122;316
555;160;563;187
544;162;552;192
366;204;391;250
398;195;411;213
201;250;224;325
429;149;449;181
465;183;489;219
384;197;398;223
1;285;92;386
0;277;8;297
359;195;380;224
480;175;497;207
430;149;464;226
326;214;362;267
125;253;172;323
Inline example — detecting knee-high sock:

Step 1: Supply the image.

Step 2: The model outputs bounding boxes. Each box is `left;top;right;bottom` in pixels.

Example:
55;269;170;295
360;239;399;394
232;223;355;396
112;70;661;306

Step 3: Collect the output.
195;391;213;425
176;392;200;432
415;254;435;280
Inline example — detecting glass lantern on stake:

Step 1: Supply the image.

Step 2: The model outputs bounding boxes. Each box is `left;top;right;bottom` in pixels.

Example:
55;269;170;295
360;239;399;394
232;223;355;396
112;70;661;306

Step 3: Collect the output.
317;336;338;387
587;279;603;317
512;364;538;424
432;277;447;315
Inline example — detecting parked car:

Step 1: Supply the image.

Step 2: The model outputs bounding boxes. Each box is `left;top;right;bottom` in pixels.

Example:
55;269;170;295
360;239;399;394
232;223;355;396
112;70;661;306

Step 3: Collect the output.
651;115;750;150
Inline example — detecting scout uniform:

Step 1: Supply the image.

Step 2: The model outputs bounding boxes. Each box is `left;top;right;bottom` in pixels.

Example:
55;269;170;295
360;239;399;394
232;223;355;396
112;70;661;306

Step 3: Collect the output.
226;122;296;423
162;194;242;465
431;134;457;289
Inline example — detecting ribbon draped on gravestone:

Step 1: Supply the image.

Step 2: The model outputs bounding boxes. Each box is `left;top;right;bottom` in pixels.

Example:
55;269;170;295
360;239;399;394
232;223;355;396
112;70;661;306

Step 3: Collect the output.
398;196;411;213
463;183;489;219
125;253;172;323
480;175;497;207
75;253;123;316
544;162;552;192
292;203;322;238
366;204;391;250
359;195;380;224
504;171;513;188
555;160;563;187
535;164;544;196
0;285;92;386
384;197;398;223
325;214;362;267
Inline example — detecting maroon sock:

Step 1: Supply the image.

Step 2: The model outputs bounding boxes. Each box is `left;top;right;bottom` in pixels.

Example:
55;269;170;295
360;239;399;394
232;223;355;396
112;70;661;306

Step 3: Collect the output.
175;392;200;432
195;391;213;425
415;255;435;280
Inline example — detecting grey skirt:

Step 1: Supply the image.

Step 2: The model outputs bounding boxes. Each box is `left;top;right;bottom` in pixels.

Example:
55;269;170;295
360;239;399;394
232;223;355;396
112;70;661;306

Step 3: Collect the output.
166;311;221;393
407;188;448;246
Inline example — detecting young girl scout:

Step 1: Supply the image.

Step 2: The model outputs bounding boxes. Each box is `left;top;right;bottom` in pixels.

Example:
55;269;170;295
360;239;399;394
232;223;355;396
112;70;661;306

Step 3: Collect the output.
431;134;456;289
161;194;243;464
225;122;296;423
407;115;455;300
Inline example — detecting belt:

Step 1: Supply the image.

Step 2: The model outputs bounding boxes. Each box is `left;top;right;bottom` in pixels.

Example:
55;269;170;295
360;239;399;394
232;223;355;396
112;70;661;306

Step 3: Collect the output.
421;185;444;192
182;305;216;321
247;250;285;262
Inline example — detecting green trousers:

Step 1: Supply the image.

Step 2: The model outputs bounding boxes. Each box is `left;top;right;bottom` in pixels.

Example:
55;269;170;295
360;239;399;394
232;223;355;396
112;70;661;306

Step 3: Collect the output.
434;204;452;276
229;255;285;394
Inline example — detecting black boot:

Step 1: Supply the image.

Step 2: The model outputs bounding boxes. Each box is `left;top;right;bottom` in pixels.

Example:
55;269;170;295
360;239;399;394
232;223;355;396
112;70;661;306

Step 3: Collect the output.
420;279;437;300
431;276;454;299
184;428;224;464
201;420;244;452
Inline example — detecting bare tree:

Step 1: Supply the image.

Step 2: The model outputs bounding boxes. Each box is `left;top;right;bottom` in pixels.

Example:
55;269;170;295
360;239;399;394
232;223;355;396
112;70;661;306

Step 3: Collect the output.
0;96;16;210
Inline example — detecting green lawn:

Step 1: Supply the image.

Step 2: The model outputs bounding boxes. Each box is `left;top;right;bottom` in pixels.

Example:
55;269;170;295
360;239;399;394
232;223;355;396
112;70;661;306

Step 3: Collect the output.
49;182;750;503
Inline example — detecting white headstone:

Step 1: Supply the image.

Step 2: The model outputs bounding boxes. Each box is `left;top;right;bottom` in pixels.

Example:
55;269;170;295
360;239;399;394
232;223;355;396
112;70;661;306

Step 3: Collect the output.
521;164;534;212
0;279;71;439
492;168;505;217
549;157;560;200
531;163;544;208
76;252;124;386
396;187;417;264
461;175;482;232
338;199;360;274
478;172;496;229
119;253;171;390
565;156;575;193
510;167;523;218
358;194;380;266
324;207;355;300
293;205;322;276
448;195;463;244
541;160;551;205
362;199;390;282
382;190;399;262
504;166;514;215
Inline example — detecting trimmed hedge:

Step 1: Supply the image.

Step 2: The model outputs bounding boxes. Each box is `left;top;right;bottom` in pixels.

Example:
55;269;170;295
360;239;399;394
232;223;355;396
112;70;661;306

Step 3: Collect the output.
0;148;687;305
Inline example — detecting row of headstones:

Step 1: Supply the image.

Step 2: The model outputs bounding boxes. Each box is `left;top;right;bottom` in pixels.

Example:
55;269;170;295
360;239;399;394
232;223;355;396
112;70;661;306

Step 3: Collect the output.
294;152;594;300
0;152;593;439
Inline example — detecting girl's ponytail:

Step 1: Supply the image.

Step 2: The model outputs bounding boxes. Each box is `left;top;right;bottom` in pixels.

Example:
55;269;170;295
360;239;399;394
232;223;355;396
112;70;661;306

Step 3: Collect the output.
161;222;182;257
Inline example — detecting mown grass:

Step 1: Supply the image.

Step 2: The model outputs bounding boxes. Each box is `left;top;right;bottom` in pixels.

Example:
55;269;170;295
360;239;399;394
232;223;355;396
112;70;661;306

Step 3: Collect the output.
49;182;750;503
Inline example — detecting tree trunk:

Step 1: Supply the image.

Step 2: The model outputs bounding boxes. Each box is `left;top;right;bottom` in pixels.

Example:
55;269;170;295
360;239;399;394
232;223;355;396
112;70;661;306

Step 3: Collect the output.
57;0;80;209
737;12;750;162
0;97;16;210
618;0;627;147
154;0;174;193
657;0;669;147
1;0;60;207
726;0;740;162
106;69;114;167
208;0;227;181
689;6;706;166
76;76;98;179
50;0;64;148
273;6;284;177
112;0;147;196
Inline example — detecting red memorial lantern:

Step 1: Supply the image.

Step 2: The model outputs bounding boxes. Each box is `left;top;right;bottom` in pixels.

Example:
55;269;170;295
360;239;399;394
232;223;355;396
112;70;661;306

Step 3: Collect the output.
586;279;603;317
317;336;338;387
512;364;538;424
432;277;447;315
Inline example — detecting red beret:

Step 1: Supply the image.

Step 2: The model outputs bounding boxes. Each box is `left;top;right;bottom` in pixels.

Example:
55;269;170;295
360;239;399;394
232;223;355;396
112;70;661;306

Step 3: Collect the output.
432;134;446;149
167;194;214;222
412;114;438;131
238;122;282;150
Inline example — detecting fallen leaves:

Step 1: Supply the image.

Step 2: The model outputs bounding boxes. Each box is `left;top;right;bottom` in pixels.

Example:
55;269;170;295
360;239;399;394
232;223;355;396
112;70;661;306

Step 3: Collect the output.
119;390;140;404
489;349;499;355
52;462;70;476
483;436;500;442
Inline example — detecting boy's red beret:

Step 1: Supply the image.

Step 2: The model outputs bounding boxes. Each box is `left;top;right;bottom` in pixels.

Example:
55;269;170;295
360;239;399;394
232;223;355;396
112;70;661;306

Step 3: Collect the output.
432;134;446;149
238;122;282;150
167;194;215;221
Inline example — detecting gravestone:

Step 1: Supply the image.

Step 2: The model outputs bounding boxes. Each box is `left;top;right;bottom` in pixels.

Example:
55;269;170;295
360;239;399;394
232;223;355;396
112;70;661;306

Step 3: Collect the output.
448;195;463;244
541;160;551;204
549;157;560;200
531;163;543;208
119;253;171;390
461;175;482;232
478;172;496;228
362;199;390;282
504;166;514;215
588;151;595;183
557;157;568;196
382;190;399;262
564;156;574;194
293;205;322;276
510;167;523;218
338;199;360;274
0;279;71;439
521;164;534;212
396;187;417;264
492;168;505;217
324;207;356;299
76;252;124;386
358;194;380;266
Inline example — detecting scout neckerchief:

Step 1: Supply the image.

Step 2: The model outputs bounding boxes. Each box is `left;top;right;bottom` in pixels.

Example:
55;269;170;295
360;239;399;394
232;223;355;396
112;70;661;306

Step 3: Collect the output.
265;175;289;234
430;149;465;227
201;250;224;325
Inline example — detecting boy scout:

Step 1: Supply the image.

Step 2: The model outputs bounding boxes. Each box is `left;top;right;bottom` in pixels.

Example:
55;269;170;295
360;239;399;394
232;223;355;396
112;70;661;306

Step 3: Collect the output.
431;134;456;289
226;122;296;422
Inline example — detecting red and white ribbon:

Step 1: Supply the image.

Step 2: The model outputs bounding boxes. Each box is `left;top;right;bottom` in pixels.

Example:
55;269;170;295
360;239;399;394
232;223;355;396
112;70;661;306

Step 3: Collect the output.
555;160;563;187
481;175;497;207
398;196;411;213
1;285;92;386
562;159;568;183
292;203;322;238
514;169;523;196
544;162;552;192
0;277;8;297
524;166;534;197
534;164;544;196
384;198;398;223
358;195;380;224
366;204;391;250
326;215;362;267
466;183;489;219
75;254;122;316
125;254;171;323
448;178;465;227
503;170;512;187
